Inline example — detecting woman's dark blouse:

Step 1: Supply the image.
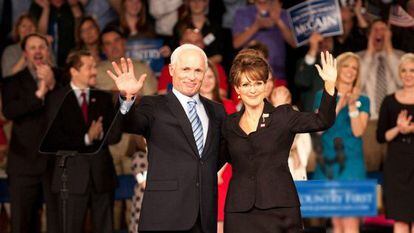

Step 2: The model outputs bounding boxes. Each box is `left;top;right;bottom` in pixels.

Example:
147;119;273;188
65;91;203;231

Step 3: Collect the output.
377;94;414;154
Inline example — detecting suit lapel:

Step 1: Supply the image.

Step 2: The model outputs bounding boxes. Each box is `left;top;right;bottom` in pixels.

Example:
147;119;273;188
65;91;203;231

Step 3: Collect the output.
257;100;274;131
21;68;40;92
199;96;215;159
88;90;98;124
229;110;247;138
166;92;199;158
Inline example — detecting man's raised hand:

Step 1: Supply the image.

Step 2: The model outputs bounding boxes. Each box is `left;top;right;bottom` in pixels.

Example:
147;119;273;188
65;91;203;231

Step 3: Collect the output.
107;57;146;100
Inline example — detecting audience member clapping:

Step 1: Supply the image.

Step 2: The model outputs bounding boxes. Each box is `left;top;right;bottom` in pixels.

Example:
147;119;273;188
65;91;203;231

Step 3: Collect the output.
377;53;414;233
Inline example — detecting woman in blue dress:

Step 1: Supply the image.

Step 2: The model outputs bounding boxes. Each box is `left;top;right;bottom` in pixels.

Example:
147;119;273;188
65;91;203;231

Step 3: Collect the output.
313;52;370;233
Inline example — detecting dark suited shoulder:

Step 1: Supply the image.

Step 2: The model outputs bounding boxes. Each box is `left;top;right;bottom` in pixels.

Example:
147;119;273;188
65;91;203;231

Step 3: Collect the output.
92;88;114;99
201;96;227;121
2;69;45;120
122;94;165;137
224;107;240;122
220;111;239;166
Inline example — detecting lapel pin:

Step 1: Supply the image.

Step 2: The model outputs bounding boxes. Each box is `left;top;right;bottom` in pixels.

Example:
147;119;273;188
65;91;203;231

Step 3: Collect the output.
261;113;269;125
91;98;96;103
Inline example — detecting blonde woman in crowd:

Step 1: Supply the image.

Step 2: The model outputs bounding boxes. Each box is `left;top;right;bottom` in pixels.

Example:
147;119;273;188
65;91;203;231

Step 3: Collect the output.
313;52;370;233
377;53;414;233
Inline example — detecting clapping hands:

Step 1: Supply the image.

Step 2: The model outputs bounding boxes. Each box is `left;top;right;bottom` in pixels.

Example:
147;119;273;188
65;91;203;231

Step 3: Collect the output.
88;116;103;142
397;110;414;134
35;63;55;99
36;64;55;90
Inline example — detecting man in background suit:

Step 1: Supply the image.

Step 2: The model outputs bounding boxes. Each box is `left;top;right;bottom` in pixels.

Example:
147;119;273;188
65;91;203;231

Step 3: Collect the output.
358;20;404;171
107;44;226;233
96;26;158;95
1;33;60;233
43;50;120;233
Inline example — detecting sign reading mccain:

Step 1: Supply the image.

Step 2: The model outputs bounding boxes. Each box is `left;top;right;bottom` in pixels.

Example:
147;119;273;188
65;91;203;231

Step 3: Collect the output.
287;0;343;47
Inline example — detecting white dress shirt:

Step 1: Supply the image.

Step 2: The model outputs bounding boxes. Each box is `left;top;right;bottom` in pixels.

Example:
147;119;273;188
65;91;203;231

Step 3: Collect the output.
70;82;90;105
70;82;94;145
358;50;403;119
172;88;209;145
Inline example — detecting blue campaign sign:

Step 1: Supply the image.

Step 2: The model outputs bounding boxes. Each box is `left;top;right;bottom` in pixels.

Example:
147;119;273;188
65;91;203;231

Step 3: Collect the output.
126;38;164;76
295;180;377;217
287;0;343;47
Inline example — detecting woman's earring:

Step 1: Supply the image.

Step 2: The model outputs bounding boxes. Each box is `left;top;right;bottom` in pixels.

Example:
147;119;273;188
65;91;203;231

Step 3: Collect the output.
237;95;241;100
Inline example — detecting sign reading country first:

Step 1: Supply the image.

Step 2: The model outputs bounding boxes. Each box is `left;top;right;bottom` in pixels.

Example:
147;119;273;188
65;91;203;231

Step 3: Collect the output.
287;0;343;47
126;38;164;76
296;180;377;217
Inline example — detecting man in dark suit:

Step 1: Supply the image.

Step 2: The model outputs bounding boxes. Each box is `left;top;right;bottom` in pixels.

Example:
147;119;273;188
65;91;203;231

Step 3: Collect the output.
43;50;120;233
1;33;60;233
107;44;226;233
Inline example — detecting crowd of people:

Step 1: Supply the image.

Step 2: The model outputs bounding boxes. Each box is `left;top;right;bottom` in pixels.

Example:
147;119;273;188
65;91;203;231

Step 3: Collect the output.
0;0;414;233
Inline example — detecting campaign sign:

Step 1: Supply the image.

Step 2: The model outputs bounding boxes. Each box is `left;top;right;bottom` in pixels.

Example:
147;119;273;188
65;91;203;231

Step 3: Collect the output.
126;38;164;76
295;180;377;217
287;0;343;47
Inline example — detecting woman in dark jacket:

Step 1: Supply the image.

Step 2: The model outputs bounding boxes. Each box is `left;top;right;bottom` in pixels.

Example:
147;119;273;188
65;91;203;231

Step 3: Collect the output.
221;50;338;233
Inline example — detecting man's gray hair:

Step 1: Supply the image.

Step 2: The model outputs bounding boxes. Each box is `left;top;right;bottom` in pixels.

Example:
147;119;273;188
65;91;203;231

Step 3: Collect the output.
170;44;208;68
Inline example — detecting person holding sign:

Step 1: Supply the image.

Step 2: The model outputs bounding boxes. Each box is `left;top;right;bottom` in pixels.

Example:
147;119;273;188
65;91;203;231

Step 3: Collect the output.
220;50;337;233
96;26;158;95
295;32;334;112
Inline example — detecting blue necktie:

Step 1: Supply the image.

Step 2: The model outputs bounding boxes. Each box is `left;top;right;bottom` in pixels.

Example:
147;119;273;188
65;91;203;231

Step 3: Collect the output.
188;100;204;157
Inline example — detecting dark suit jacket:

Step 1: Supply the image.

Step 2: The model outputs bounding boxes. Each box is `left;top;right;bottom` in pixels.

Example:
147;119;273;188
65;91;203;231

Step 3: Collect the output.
221;89;337;212
43;85;121;194
122;92;226;233
1;68;62;176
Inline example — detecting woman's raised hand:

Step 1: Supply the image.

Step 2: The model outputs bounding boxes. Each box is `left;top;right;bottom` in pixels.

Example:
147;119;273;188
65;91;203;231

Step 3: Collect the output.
315;51;337;84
